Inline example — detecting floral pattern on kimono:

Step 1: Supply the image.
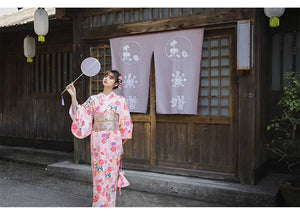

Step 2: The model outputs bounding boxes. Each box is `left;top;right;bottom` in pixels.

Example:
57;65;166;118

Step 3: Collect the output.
69;91;133;207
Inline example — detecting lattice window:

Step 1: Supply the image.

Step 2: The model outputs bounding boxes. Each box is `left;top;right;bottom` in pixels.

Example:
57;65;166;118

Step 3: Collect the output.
199;36;232;117
33;52;72;93
90;45;112;95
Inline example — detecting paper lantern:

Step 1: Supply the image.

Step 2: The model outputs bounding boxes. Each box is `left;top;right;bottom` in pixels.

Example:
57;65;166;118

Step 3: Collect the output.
34;8;49;42
24;35;36;63
264;8;285;27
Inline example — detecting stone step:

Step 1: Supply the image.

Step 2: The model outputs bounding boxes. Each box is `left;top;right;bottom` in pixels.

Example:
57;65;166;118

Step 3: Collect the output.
0;145;287;206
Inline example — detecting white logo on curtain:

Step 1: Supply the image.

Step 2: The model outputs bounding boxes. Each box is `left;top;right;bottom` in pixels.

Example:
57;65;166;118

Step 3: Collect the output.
123;73;138;88
126;96;138;110
165;36;192;62
170;96;186;111
171;71;187;87
119;41;143;65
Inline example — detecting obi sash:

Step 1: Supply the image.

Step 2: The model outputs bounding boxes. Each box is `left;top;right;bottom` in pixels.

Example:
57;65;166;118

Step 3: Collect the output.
93;113;119;131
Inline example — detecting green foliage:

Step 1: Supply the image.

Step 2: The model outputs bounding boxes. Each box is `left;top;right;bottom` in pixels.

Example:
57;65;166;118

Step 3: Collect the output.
267;72;300;173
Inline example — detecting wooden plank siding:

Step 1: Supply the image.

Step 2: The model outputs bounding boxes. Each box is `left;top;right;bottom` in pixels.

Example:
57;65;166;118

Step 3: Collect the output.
0;20;75;152
69;8;254;181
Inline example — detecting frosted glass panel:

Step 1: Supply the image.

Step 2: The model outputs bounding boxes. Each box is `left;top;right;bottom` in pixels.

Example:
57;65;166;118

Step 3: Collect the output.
200;88;209;96
202;49;209;57
211;88;219;96
162;8;169;18
124;11;131;23
221;67;229;76
221;88;229;96
211;58;219;67
221;57;229;66
142;9;150;20
211;98;218;106
201;107;209;115
211;107;219;116
201;78;209;86
221;98;229;106
201;69;209;77
211;78;219;86
221;77;229;86
211;68;219;76
221;48;229;56
152;8;159;19
202;59;209;67
133;10;140;22
182;8;191;15
171;8;180;16
210;49;219;57
201;98;209;106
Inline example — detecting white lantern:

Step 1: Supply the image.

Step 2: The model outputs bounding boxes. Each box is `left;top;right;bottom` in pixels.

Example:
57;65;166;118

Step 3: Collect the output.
24;35;36;63
264;8;285;27
34;8;49;42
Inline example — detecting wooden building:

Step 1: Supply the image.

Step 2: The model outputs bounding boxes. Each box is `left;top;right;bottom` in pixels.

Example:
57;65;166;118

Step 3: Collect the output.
1;8;299;185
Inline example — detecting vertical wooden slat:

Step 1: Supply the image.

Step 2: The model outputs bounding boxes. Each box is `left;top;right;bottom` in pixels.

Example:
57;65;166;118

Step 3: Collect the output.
68;52;72;84
57;53;62;91
40;54;45;93
51;53;56;92
35;55;39;93
46;54;50;92
63;53;68;88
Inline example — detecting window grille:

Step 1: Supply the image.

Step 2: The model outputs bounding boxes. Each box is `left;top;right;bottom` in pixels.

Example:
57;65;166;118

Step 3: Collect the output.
33;52;72;93
199;36;232;117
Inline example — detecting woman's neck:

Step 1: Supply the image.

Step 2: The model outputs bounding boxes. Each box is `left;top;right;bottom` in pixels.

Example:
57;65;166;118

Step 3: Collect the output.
103;88;113;96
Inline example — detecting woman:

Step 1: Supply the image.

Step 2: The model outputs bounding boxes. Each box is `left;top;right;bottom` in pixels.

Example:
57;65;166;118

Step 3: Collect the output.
66;70;133;207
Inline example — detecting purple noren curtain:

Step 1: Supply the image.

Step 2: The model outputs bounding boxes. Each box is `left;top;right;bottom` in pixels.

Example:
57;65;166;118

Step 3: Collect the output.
110;34;154;113
153;28;204;114
110;28;205;114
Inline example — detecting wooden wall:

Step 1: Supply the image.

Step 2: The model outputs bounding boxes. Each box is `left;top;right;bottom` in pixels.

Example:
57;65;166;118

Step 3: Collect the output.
70;8;268;183
0;20;74;152
0;8;272;184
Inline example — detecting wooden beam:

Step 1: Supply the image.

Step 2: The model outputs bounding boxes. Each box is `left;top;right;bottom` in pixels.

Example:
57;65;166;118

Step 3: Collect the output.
82;9;247;40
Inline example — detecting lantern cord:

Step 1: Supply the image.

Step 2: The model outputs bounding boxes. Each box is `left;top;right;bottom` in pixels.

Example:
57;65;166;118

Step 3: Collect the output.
61;73;84;95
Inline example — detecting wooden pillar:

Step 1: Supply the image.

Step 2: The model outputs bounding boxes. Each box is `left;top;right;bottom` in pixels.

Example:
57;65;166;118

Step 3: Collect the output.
72;11;90;164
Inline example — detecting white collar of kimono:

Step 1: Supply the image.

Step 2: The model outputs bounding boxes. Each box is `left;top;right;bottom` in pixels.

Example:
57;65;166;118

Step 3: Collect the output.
100;91;115;98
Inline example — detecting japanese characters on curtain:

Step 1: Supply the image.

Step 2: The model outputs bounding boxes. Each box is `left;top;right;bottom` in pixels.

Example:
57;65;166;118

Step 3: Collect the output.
110;34;154;113
110;28;204;114
153;28;204;114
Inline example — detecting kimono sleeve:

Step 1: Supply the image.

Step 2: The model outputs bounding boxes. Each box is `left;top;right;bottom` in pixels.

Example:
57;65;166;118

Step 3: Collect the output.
69;96;94;139
118;97;133;140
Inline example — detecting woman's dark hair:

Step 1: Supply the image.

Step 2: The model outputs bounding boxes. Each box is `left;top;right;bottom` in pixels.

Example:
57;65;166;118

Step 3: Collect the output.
105;70;122;89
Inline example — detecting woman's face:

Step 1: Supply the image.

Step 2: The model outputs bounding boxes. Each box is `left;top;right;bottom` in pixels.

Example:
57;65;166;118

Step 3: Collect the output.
103;72;118;88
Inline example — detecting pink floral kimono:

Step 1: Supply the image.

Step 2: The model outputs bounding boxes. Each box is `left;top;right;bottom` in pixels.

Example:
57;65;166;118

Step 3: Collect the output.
69;91;133;207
